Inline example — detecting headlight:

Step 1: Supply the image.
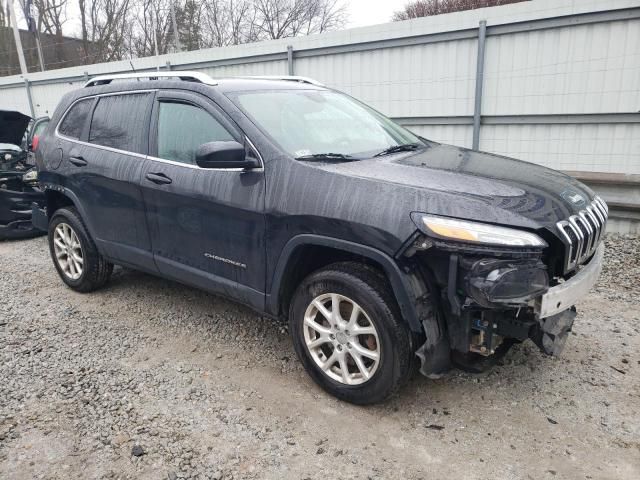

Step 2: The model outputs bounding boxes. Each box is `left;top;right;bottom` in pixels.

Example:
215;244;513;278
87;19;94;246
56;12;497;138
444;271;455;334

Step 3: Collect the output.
414;214;547;247
466;258;549;306
22;170;38;182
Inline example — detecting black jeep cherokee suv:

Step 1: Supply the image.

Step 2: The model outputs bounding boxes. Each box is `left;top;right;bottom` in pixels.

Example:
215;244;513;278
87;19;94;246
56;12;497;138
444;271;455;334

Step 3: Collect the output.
34;72;607;404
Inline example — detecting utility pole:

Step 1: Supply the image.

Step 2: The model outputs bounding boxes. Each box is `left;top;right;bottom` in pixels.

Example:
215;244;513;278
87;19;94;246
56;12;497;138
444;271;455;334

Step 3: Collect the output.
151;10;160;71
169;1;181;52
8;0;28;75
23;0;45;71
34;30;45;71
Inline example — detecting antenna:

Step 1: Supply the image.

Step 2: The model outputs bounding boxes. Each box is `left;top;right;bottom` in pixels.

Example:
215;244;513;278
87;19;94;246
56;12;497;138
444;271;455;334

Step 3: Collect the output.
129;61;140;81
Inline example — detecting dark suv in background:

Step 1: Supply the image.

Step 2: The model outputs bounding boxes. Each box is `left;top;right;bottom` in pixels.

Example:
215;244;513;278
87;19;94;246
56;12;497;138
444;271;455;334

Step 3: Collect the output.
34;72;607;404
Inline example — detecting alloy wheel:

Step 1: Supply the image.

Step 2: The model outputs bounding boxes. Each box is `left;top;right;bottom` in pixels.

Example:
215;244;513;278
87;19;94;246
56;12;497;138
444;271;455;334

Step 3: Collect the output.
303;293;380;385
53;222;84;280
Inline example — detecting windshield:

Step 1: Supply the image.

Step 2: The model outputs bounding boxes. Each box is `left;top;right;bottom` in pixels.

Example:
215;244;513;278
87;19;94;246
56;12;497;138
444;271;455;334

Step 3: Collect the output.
232;89;423;159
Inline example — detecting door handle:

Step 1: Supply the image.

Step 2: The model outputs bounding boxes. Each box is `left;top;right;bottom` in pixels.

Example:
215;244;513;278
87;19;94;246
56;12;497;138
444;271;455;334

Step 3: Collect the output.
145;172;173;185
69;155;88;167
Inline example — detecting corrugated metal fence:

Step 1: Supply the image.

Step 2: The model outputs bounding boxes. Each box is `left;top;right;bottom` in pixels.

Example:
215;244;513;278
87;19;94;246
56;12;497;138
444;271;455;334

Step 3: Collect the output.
1;0;639;178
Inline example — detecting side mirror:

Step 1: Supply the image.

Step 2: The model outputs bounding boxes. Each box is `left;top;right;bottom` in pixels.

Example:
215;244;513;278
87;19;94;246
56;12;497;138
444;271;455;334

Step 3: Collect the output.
195;141;260;169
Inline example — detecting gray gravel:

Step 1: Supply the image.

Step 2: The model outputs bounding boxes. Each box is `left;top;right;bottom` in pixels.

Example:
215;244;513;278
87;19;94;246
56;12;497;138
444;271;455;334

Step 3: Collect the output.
1;234;639;479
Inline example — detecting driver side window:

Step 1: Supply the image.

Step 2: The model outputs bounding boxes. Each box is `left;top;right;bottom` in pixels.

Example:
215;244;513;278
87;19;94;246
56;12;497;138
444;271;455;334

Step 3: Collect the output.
157;102;234;165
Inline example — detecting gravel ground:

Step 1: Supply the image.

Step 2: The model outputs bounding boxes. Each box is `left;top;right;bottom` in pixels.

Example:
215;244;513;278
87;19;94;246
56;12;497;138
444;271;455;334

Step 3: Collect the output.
1;234;638;480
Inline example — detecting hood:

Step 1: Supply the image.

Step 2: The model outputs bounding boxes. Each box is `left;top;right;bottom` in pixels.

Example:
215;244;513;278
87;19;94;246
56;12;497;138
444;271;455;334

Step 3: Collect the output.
317;143;594;230
0;110;31;146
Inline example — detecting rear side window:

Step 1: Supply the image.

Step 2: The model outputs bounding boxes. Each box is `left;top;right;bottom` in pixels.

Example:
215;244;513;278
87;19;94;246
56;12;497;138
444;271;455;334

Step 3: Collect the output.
89;93;151;153
157;102;234;165
58;99;92;139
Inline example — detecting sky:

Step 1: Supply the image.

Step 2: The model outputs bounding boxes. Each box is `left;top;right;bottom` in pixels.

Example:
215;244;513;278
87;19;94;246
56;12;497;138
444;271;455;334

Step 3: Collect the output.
347;0;410;27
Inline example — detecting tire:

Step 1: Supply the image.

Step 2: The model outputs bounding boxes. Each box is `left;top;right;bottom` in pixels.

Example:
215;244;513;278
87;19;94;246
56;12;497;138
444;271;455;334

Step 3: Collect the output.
289;262;413;405
48;207;113;292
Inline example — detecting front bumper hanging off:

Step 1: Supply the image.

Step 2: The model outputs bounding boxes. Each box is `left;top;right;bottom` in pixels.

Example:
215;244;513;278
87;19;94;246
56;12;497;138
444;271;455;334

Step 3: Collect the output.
429;242;604;370
530;244;604;355
537;244;605;319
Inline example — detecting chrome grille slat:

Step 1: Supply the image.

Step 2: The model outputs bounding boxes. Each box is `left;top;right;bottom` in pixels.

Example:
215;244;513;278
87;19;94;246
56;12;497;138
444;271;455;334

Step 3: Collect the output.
586;206;603;244
568;216;585;261
578;211;594;254
589;204;605;230
556;197;608;274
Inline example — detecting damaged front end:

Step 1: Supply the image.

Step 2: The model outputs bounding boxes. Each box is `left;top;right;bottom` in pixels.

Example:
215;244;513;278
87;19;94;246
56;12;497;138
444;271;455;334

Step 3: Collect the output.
402;212;604;376
0;110;46;240
0;169;45;240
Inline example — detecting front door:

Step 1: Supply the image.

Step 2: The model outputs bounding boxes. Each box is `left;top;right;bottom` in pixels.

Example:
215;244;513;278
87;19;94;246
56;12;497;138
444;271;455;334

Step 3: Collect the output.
140;90;266;309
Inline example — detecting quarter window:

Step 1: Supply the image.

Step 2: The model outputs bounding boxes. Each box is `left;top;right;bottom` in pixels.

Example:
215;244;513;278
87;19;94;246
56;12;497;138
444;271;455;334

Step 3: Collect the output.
157;102;234;165
58;98;93;139
89;93;151;153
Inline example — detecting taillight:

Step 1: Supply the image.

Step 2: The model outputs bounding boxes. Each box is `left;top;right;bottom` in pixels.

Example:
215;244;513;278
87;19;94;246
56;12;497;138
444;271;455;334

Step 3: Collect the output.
31;135;40;151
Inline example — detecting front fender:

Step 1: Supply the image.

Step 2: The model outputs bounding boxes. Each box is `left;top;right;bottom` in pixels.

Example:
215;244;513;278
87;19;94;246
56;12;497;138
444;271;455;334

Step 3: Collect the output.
267;234;425;333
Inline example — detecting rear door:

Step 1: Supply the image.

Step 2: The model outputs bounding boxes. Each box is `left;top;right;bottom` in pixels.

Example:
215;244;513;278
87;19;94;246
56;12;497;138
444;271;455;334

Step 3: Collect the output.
57;91;156;271
140;90;266;309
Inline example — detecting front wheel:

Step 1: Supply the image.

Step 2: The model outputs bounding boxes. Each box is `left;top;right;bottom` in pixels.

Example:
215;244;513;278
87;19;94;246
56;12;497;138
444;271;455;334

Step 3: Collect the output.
289;262;413;404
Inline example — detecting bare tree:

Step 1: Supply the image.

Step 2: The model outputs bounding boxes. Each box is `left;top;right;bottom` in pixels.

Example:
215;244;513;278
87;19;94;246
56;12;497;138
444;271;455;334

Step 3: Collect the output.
229;0;260;44
393;0;528;21
78;0;131;63
199;0;345;47
200;0;259;47
0;1;8;27
1;0;350;75
253;0;346;40
174;0;203;50
131;0;174;57
32;0;68;35
299;0;346;34
201;0;232;47
32;0;69;66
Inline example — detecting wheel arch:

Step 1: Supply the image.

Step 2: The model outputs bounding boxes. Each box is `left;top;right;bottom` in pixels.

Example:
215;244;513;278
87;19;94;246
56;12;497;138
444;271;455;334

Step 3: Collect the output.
267;234;424;333
44;188;97;239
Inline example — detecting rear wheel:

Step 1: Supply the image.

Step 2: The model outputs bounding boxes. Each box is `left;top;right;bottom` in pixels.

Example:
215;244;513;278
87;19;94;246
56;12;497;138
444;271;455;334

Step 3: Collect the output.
289;262;413;404
48;207;113;292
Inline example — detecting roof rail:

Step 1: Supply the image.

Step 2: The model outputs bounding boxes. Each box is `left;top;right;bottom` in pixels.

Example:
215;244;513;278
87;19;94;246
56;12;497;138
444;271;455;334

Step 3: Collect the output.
239;75;325;86
84;71;217;88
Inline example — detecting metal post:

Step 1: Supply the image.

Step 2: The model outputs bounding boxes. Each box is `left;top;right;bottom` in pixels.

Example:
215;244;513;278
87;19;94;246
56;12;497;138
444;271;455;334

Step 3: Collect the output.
287;45;294;76
152;11;160;71
170;1;181;52
21;0;45;70
472;20;487;151
23;79;35;117
34;30;45;71
8;0;28;75
84;71;89;83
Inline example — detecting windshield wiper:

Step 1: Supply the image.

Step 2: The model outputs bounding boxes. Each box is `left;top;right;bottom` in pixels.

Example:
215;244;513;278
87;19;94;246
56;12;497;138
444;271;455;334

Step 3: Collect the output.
295;153;354;162
374;143;422;157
